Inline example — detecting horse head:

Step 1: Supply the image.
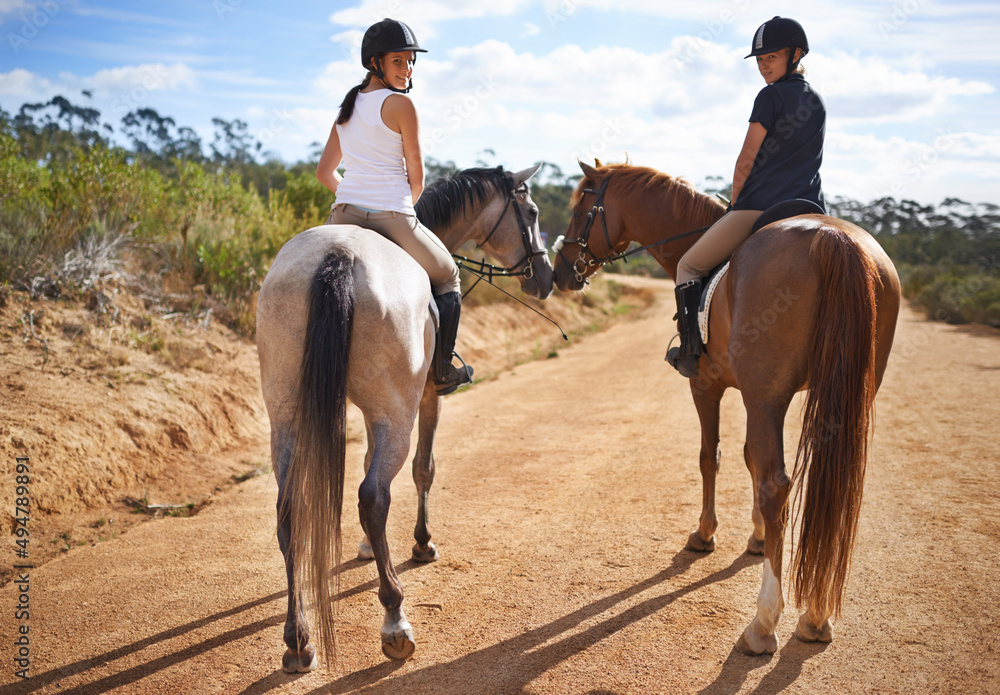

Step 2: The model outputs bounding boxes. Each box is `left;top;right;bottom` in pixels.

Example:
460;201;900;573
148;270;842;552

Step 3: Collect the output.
476;163;554;299
553;159;630;292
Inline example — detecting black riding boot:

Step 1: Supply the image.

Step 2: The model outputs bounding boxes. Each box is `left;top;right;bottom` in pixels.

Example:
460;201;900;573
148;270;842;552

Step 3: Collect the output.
433;291;474;395
665;279;705;378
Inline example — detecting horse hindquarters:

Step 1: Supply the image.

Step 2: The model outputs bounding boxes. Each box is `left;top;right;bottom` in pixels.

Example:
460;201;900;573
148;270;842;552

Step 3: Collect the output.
284;251;355;669
791;225;882;641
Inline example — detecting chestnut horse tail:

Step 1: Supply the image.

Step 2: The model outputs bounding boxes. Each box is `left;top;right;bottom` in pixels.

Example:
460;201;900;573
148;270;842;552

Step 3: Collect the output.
791;225;880;619
285;250;354;666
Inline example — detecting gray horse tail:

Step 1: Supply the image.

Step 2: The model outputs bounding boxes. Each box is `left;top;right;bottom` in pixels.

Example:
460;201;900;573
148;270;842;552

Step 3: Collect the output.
287;249;354;667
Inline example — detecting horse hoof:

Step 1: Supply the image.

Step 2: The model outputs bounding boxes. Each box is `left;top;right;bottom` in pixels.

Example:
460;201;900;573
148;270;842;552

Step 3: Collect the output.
685;531;716;552
412;542;439;563
794;613;833;643
381;627;415;661
282;644;318;673
746;535;765;555
358;539;374;561
735;625;777;656
381;610;415;661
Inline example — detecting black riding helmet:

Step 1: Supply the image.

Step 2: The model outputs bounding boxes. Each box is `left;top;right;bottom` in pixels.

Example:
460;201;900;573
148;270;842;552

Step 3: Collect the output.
745;16;809;80
361;18;427;94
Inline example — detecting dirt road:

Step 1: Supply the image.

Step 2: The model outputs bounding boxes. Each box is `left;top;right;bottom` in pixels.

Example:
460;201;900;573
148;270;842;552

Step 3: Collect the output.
2;278;998;694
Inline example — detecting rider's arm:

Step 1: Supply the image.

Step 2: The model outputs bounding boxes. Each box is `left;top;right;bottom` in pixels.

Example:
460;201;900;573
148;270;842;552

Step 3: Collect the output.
382;94;424;203
730;121;767;206
316;124;343;195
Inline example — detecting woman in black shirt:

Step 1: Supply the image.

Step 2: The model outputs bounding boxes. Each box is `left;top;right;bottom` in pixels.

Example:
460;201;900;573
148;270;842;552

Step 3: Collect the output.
667;16;827;378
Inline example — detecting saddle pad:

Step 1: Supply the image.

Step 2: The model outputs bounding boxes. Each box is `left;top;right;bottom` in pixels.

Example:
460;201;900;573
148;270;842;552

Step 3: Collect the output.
698;261;729;345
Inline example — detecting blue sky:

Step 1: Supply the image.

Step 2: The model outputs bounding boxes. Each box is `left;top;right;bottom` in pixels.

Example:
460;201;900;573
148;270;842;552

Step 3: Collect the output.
2;0;999;205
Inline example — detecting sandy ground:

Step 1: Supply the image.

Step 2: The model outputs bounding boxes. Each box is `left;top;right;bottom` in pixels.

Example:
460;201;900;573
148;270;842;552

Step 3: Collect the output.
1;277;999;694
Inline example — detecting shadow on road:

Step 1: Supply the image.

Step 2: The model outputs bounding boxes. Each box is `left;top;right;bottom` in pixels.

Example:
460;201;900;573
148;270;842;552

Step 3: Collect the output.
698;635;829;695
300;550;760;695
0;557;412;695
3;551;765;695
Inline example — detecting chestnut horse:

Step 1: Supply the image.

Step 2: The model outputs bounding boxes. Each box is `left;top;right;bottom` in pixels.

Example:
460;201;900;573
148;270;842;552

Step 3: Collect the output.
553;160;900;655
257;165;552;670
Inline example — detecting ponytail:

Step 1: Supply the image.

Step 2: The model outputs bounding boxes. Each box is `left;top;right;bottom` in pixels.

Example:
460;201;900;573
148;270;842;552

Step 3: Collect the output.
337;73;373;125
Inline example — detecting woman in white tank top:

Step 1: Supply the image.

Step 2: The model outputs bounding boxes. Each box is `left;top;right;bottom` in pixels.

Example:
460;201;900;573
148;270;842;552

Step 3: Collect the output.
316;19;472;396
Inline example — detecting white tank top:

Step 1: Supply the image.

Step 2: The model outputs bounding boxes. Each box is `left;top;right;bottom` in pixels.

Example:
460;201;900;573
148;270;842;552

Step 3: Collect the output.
335;89;415;215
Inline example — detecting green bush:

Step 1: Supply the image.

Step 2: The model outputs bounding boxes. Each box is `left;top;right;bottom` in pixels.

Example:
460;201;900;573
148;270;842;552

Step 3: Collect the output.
912;265;1000;327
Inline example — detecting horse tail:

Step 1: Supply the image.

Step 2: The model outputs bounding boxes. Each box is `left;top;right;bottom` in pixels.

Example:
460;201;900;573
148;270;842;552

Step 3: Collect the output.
792;224;881;619
286;250;354;666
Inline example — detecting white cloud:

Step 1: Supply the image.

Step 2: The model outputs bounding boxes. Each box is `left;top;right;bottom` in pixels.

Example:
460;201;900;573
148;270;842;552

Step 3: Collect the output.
810;51;994;124
0;68;56;103
89;63;197;94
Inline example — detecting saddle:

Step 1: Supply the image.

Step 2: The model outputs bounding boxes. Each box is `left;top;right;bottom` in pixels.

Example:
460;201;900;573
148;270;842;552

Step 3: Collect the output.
697;198;825;344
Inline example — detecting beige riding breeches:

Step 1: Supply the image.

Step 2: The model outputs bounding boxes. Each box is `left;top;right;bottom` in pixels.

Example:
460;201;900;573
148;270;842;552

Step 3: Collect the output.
328;203;461;295
675;209;763;285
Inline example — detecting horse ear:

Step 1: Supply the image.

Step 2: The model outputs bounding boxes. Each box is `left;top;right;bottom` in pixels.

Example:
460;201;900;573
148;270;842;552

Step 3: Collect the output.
595;158;604;167
578;158;601;180
512;162;543;186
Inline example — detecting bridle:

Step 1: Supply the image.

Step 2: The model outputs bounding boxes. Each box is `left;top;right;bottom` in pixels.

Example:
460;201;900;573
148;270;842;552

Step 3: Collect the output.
551;176;616;284
451;174;547;283
451;173;567;339
553;175;710;284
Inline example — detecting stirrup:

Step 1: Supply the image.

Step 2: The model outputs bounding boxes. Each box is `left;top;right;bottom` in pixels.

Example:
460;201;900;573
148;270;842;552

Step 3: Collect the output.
664;332;680;362
664;332;701;378
434;352;474;395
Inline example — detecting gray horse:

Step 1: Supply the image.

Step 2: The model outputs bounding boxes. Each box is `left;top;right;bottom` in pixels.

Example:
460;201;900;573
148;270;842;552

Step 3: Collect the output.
256;165;552;671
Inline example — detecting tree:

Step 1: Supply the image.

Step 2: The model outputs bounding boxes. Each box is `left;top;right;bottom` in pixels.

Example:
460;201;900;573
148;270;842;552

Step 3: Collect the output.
121;108;205;172
8;95;111;160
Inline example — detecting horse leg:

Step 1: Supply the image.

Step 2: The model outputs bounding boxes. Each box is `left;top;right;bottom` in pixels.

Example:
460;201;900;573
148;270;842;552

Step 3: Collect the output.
411;381;442;562
358;424;416;660
736;403;791;656
357;419;376;561
272;431;318;672
686;383;724;552
743;441;766;555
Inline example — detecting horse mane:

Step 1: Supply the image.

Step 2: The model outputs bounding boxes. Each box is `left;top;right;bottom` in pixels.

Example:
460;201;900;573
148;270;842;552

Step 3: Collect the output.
572;161;726;226
415;166;511;231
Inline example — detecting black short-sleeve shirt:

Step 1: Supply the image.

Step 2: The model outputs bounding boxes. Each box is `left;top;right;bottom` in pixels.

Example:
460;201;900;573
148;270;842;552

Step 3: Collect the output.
733;73;826;213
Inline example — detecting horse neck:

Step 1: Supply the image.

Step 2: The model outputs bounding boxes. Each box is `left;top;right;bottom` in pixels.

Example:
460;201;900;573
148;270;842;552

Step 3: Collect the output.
429;198;498;253
618;183;726;280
